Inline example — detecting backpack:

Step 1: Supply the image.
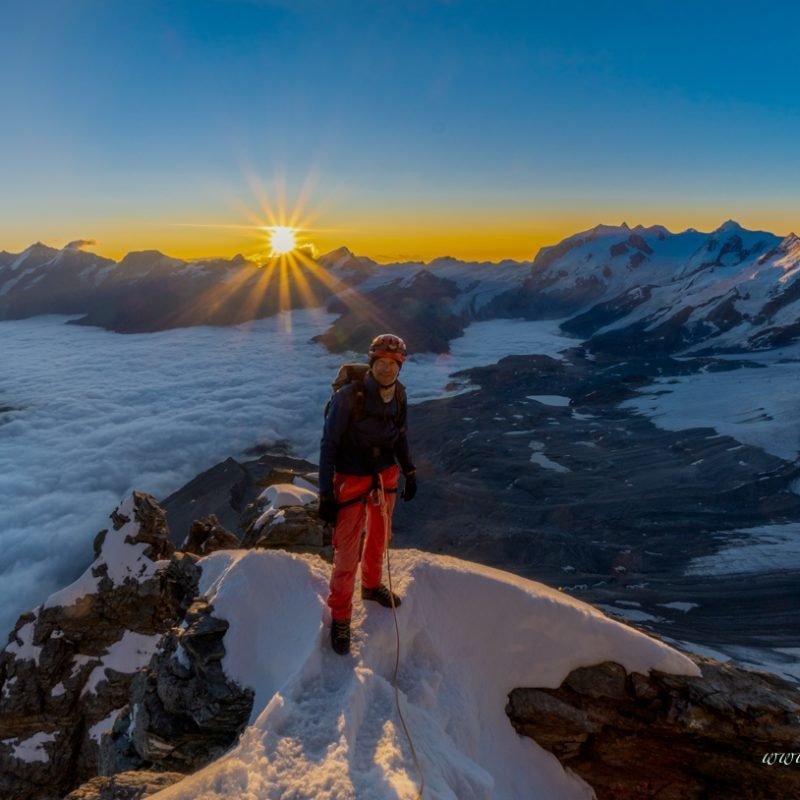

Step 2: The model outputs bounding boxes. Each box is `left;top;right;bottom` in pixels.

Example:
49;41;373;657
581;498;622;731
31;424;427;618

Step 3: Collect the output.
324;363;406;431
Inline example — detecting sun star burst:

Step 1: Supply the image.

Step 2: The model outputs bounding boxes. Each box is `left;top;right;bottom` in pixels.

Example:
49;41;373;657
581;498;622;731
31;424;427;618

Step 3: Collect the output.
269;226;297;256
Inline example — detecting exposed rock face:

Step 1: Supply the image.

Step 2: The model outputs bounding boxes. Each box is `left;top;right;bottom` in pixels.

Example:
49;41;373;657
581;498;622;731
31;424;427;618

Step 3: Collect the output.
0;457;334;800
100;599;253;775
159;448;320;548
233;466;330;557
240;499;329;555
507;656;800;799
315;269;469;354
560;284;654;338
68;254;337;333
63;770;185;800
183;515;241;556
0;493;199;800
159;447;332;558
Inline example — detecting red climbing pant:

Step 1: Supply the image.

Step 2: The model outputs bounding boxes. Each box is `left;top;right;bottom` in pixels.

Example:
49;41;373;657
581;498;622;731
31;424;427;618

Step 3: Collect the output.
327;465;399;621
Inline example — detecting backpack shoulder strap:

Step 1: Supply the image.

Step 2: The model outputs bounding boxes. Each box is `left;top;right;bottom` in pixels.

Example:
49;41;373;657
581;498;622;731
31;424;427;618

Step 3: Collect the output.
351;376;367;422
394;380;407;432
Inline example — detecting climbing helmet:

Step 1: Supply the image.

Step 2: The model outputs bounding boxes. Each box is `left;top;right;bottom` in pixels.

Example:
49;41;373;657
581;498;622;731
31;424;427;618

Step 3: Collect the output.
368;333;407;364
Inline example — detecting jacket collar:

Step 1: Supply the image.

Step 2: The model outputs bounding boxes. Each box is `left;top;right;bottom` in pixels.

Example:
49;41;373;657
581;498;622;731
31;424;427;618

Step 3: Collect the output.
364;370;400;397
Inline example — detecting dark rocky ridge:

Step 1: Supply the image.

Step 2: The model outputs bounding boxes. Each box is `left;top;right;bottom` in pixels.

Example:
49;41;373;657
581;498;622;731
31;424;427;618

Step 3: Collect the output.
0;478;321;800
507;656;800;800
315;269;470;355
68;257;340;334
64;771;185;799
100;599;254;775
0;493;201;800
64;771;185;800
160;445;321;549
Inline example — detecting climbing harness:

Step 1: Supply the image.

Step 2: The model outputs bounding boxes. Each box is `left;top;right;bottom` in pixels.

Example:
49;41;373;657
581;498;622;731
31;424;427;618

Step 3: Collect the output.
375;472;425;800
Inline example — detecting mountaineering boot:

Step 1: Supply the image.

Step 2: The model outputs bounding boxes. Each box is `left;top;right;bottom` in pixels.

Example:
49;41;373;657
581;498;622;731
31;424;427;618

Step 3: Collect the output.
361;583;402;608
331;619;351;655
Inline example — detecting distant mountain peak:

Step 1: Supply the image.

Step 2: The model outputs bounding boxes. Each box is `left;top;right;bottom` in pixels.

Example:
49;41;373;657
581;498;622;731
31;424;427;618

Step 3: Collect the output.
320;246;354;260
117;250;184;267
632;223;671;236
714;220;743;234
779;232;800;252
26;241;58;255
586;223;635;239
119;249;169;260
8;242;60;272
316;247;379;282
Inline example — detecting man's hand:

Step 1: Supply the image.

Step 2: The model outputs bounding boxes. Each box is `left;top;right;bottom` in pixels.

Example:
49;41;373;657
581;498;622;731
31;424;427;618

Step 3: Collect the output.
318;493;338;525
401;472;417;502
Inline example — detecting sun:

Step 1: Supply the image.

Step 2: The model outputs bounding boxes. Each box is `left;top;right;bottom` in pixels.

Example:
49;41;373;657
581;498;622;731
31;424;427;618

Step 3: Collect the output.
268;226;297;256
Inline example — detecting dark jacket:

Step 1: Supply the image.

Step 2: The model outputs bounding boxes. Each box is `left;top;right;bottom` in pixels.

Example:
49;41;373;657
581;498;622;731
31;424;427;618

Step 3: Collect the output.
319;372;415;495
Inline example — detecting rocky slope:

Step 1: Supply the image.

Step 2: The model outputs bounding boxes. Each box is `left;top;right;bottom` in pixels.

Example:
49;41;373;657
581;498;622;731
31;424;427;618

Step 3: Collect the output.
0;493;199;800
0;470;326;800
508;656;800;799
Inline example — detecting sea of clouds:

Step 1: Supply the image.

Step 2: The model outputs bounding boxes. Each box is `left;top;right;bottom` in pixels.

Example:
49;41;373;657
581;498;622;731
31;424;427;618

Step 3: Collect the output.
0;312;574;636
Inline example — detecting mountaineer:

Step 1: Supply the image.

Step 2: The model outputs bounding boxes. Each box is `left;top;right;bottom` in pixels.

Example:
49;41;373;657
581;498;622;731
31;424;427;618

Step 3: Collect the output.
318;333;417;655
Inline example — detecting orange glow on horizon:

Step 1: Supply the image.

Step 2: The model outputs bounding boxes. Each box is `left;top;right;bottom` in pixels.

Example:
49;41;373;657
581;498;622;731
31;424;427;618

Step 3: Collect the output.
3;205;798;266
0;220;569;264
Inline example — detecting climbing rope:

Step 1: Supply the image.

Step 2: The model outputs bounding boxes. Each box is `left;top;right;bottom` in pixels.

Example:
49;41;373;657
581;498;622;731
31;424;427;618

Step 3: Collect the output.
377;472;425;800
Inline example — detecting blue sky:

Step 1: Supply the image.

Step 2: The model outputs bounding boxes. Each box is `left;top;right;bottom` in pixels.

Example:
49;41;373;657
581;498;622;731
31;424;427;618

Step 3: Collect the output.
2;0;799;261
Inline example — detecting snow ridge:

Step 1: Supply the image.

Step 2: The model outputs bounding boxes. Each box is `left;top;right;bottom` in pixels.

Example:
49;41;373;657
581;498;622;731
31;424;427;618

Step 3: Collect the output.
152;549;697;800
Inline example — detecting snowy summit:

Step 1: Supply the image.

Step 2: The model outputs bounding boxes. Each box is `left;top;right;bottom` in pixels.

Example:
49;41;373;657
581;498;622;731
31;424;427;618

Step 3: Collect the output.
151;548;698;800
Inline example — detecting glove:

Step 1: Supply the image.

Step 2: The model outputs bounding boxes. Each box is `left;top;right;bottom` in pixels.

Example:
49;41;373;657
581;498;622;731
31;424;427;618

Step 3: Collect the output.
318;493;338;525
401;472;417;502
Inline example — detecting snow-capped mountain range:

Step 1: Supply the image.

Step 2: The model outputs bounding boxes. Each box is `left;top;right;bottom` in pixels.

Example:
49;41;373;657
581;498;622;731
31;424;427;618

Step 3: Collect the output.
508;220;800;354
2;220;800;353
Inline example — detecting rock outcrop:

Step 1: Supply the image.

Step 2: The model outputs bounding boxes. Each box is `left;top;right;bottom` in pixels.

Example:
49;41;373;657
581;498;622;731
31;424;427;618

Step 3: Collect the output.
0;493;199;800
183;515;241;556
239;478;331;558
506;656;800;799
63;770;185;800
159;447;323;549
100;598;253;775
